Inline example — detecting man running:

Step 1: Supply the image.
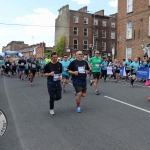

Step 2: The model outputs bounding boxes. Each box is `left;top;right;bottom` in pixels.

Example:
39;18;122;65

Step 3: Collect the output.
18;56;26;80
44;52;62;115
129;58;140;87
61;55;70;93
40;58;46;77
29;55;37;85
89;50;102;95
101;58;108;82
5;59;12;77
68;51;89;113
125;58;132;81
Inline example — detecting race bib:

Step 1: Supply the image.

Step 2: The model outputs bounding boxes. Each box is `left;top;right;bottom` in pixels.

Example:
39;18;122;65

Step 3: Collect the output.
7;64;9;66
95;64;99;68
12;63;14;65
114;67;116;69
78;66;85;74
21;63;24;66
53;74;60;81
32;64;36;68
64;67;67;71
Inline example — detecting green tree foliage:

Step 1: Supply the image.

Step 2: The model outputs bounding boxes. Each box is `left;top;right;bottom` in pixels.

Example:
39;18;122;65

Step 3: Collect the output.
55;36;66;57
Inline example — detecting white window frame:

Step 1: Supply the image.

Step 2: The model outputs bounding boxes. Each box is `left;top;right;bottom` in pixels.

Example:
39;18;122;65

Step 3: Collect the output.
127;0;133;13
74;16;79;23
73;27;78;36
102;42;106;51
111;22;115;28
83;40;88;50
73;40;78;50
126;22;132;39
111;31;115;39
94;29;98;37
84;18;88;24
102;21;107;27
102;30;106;38
111;43;115;51
84;28;88;37
94;19;98;25
94;41;97;50
126;47;132;61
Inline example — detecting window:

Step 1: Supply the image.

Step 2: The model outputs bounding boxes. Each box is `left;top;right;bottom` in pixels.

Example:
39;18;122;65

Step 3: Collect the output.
74;16;79;23
102;21;107;27
111;43;115;51
126;47;132;60
102;42;106;51
74;27;78;36
126;22;132;39
84;28;88;36
111;22;115;28
94;19;98;25
83;40;88;50
127;0;133;13
102;30;106;38
73;40;78;50
94;41;97;50
94;29;98;37
84;18;88;24
111;31;115;39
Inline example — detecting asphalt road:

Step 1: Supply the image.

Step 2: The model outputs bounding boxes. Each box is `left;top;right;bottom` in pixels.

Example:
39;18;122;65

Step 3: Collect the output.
0;74;150;150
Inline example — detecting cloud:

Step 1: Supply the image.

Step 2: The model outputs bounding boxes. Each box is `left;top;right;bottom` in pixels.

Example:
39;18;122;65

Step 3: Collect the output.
14;8;57;37
0;28;16;36
108;0;118;7
72;0;90;5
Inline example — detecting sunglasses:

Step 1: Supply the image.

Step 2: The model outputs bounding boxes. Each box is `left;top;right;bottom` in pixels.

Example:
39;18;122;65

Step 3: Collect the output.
78;54;83;55
64;57;68;58
95;53;99;54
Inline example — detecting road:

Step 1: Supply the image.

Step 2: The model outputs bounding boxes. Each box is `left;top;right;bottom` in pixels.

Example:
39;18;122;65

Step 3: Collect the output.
0;74;150;150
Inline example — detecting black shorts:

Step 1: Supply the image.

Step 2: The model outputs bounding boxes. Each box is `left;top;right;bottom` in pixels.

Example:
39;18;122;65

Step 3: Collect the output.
115;69;120;74
125;70;130;74
2;65;5;69
73;85;87;93
92;72;100;79
30;69;36;76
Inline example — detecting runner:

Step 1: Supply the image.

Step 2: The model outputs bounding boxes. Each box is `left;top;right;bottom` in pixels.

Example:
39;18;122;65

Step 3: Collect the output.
68;51;89;113
40;58;46;77
61;55;70;93
114;60;121;83
101;58;108;82
18;56;26;80
1;58;5;75
125;58;132;81
129;58;140;87
5;59;12;77
12;60;17;75
29;55;37;85
89;50;102;95
44;52;62;115
36;57;41;77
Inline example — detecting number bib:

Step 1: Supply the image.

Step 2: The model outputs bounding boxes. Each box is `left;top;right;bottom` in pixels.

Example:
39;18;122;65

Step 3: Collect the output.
64;67;67;71
7;64;9;66
95;64;99;68
21;63;24;66
78;66;85;74
53;74;60;81
32;64;36;68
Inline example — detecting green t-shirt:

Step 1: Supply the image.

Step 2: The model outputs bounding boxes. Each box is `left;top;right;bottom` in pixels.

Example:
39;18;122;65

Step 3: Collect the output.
90;57;102;72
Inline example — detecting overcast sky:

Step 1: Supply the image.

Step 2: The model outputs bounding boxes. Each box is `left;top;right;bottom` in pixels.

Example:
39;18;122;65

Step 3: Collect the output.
0;0;117;53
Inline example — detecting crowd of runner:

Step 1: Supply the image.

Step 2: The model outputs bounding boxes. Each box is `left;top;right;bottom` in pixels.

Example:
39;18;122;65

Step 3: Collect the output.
0;51;150;115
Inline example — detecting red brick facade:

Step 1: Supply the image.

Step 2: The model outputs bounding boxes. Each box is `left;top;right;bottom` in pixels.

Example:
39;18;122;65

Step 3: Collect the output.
117;0;150;60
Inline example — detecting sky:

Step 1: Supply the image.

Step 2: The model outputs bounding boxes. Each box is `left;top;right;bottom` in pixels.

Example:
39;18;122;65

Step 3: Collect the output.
0;0;118;53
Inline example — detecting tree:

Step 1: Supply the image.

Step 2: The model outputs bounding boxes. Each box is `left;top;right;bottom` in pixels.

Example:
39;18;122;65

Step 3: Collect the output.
55;36;66;57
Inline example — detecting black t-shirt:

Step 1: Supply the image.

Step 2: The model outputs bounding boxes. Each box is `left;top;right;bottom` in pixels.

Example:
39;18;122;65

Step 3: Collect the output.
18;60;26;68
30;60;37;70
44;62;62;84
68;59;89;85
5;62;11;68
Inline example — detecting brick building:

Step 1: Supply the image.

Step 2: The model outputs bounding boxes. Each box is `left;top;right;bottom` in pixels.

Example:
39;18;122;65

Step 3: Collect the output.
2;41;45;58
117;0;150;60
55;5;117;59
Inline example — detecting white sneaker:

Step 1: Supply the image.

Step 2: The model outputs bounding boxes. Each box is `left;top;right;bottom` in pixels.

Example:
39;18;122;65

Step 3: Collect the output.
50;109;55;115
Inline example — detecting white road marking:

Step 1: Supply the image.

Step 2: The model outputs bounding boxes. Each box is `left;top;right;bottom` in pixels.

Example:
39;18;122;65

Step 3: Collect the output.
104;96;150;114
